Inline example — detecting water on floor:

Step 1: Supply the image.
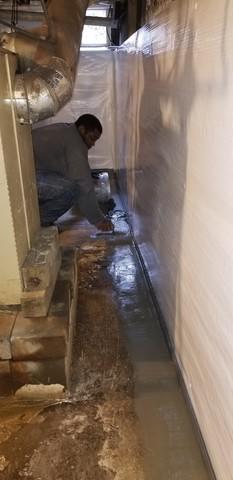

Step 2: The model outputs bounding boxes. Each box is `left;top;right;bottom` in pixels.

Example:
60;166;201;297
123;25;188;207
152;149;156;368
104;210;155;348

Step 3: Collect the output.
0;197;211;479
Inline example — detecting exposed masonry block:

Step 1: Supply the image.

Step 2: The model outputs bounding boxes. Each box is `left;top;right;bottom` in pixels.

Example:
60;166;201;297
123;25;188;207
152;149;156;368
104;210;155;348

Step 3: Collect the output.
11;359;67;391
0;311;18;360
11;312;68;361
0;361;13;396
0;247;78;394
21;227;59;291
21;227;61;317
21;250;61;317
12;250;79;362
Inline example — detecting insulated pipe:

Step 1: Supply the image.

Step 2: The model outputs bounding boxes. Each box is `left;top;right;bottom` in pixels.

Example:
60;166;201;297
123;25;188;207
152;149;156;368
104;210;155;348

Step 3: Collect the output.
0;0;88;123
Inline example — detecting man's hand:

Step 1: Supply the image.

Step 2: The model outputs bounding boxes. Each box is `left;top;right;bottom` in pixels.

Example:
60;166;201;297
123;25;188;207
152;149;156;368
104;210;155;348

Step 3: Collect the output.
96;218;114;232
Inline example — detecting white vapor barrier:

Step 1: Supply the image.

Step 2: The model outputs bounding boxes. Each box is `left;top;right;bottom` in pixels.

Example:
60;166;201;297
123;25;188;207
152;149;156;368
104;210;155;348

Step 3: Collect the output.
35;50;115;169
115;1;233;479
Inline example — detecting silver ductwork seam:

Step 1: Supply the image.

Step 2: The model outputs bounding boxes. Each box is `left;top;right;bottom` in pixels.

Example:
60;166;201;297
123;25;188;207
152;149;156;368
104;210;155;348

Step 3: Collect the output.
0;0;88;123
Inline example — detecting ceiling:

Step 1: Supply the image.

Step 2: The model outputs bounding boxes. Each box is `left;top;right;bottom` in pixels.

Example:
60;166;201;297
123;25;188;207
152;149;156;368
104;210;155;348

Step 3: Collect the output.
0;0;133;46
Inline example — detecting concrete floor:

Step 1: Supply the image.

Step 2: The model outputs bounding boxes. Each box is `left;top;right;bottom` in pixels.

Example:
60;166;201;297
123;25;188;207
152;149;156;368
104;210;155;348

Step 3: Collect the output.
0;194;212;479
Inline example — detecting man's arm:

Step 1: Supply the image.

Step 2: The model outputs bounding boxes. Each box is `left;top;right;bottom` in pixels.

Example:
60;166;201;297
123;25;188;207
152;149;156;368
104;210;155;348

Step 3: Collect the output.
65;131;113;230
77;186;113;231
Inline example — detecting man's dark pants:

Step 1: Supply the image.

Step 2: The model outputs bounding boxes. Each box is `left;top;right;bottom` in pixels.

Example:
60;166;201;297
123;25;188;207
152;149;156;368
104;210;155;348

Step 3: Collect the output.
36;172;78;226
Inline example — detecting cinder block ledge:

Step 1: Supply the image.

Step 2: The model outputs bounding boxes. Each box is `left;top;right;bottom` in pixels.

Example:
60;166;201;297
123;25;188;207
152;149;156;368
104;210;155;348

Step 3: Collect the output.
0;247;78;396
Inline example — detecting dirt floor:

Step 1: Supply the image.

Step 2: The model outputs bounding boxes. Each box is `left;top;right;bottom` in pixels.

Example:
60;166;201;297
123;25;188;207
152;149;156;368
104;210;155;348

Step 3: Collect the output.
0;239;145;480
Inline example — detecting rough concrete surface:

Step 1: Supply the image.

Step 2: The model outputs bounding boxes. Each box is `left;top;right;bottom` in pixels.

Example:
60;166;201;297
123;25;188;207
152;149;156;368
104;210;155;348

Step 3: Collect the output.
0;239;144;480
0;208;211;480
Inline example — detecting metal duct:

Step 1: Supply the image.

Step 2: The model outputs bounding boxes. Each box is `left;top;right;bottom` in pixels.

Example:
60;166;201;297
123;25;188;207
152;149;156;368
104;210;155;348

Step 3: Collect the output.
0;0;88;123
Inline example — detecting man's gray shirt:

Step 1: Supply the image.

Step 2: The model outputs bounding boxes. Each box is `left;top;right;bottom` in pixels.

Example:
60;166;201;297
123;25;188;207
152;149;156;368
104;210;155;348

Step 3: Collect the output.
32;123;104;225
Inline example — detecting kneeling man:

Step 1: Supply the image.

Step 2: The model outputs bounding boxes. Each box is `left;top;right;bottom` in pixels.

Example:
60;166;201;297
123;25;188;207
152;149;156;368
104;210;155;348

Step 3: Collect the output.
33;114;113;231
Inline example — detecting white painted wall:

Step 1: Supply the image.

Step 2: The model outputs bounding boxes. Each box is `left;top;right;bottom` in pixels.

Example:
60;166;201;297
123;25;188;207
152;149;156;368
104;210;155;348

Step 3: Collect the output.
115;1;233;479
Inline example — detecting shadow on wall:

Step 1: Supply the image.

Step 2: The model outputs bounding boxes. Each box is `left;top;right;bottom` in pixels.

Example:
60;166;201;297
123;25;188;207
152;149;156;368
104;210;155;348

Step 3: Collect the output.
133;1;196;351
131;0;230;357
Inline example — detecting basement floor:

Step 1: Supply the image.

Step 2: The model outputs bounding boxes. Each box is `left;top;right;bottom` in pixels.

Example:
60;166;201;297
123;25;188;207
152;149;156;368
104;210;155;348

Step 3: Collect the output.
0;198;211;479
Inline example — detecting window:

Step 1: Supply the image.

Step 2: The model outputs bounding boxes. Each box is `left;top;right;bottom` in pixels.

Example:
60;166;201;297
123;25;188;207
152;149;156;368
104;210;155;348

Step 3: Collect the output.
81;7;109;47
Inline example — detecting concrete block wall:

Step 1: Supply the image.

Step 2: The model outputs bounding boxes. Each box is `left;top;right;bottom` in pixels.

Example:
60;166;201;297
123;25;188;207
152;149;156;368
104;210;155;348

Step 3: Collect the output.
0;248;78;395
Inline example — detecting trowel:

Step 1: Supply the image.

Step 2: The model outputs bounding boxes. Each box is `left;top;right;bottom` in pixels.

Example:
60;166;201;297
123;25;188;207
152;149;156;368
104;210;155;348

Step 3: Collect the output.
91;227;127;238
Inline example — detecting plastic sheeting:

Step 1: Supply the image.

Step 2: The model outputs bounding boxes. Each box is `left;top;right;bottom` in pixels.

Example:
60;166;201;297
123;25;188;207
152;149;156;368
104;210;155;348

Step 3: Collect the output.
35;50;115;170
30;6;233;476
115;2;233;480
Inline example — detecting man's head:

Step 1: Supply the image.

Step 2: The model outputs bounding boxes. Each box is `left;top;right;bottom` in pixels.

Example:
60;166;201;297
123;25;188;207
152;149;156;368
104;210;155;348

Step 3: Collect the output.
75;114;102;149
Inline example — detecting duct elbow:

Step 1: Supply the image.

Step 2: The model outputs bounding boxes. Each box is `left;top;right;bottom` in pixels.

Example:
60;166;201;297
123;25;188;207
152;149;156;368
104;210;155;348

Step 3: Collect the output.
1;0;88;122
14;57;73;124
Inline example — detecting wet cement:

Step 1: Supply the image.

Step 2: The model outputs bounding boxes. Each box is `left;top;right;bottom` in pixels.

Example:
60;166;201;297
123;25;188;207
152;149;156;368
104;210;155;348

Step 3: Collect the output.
0;207;211;479
108;244;211;480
